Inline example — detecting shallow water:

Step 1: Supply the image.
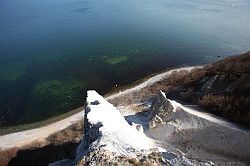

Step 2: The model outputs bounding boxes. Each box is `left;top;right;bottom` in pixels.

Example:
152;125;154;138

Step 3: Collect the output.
0;0;250;126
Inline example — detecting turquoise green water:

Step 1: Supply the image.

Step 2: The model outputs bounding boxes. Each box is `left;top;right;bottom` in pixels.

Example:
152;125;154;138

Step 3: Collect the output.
1;0;250;127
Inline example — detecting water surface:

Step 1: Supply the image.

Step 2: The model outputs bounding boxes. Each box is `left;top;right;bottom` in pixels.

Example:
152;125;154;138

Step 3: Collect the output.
1;0;250;126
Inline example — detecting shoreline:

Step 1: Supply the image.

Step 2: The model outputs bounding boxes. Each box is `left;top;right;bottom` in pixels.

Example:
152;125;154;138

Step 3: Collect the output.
0;65;202;150
0;64;202;136
106;65;202;100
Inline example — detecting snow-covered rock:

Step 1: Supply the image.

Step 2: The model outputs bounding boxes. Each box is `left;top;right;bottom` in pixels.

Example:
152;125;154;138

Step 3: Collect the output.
77;90;156;157
148;91;250;165
50;90;214;166
74;90;213;166
75;90;169;165
149;91;175;129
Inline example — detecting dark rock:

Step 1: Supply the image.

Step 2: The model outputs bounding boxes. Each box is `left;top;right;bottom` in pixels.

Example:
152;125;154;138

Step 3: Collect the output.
149;92;175;129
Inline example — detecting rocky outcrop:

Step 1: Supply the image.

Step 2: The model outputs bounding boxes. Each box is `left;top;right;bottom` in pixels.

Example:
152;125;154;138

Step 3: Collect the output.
75;90;165;165
49;90;215;166
76;148;169;166
148;91;250;165
148;91;175;129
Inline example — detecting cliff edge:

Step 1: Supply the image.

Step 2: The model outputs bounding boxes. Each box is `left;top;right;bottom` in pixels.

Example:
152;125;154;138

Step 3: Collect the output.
50;90;213;166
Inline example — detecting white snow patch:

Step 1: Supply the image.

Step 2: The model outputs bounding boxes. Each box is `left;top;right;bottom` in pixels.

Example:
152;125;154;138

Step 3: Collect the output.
160;90;166;98
160;91;248;133
86;90;156;155
160;90;177;112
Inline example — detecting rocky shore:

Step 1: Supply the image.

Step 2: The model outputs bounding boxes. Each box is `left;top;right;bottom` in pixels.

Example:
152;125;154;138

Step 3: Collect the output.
0;52;249;166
